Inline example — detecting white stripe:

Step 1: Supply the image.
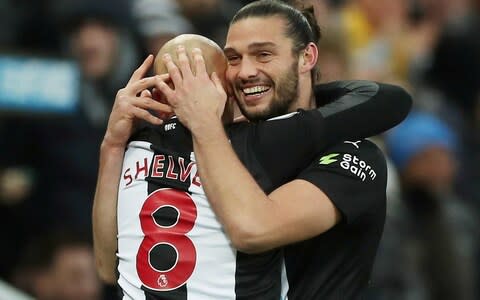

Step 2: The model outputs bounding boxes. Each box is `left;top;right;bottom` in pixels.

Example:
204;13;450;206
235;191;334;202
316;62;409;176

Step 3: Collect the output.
267;111;299;121
280;257;289;300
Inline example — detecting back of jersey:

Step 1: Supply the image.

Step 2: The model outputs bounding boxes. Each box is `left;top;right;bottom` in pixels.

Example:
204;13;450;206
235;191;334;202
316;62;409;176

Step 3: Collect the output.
116;119;283;300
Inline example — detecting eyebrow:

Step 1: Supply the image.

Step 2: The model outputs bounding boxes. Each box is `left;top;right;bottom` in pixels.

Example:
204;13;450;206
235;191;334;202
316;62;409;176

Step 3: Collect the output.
224;42;278;54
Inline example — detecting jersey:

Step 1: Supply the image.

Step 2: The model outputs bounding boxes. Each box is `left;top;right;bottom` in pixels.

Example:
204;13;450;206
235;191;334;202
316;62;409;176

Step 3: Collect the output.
116;80;411;299
283;139;388;299
117;110;332;300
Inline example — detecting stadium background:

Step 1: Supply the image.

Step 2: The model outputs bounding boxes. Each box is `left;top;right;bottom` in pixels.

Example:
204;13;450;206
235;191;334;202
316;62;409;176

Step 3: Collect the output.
0;0;478;299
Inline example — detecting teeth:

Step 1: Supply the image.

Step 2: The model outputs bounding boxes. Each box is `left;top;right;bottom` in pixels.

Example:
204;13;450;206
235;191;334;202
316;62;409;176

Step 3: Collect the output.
243;86;269;94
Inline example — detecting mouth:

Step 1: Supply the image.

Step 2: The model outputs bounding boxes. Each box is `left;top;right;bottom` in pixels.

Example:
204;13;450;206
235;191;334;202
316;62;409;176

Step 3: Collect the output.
240;85;272;104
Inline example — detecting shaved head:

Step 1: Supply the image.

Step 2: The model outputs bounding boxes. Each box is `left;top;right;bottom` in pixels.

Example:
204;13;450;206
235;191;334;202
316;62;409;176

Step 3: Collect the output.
154;34;227;81
153;34;233;123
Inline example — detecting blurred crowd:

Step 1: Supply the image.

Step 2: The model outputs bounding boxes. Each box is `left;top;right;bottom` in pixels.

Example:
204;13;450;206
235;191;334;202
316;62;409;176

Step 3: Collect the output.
0;0;478;299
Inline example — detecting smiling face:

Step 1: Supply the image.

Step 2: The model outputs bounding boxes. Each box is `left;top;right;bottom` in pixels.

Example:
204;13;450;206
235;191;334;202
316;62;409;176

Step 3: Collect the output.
224;16;302;121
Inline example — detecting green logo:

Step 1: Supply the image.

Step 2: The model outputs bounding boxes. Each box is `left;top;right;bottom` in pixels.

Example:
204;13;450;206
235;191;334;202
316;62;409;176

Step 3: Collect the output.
319;153;339;165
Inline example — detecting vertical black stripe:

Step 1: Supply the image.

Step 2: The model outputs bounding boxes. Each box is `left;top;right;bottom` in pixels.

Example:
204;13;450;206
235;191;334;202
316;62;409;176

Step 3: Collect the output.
229;125;283;300
234;250;283;299
138;122;191;300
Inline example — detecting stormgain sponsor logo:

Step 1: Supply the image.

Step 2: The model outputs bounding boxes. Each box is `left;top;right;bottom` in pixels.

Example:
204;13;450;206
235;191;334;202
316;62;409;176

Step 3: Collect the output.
340;154;376;181
319;153;339;165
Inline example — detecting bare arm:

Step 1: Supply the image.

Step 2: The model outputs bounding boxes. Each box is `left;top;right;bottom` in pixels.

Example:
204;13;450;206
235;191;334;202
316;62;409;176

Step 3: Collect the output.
190;121;340;252
92;55;172;282
92;143;125;283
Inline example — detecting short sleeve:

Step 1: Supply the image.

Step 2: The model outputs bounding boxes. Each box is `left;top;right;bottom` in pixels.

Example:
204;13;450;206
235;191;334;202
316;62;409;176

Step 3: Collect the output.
297;139;388;224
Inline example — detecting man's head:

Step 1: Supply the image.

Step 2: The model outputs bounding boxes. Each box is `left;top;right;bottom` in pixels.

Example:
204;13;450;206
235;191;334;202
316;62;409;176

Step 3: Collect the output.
224;0;321;121
386;111;458;192
154;34;227;83
61;0;131;80
13;231;101;300
154;34;233;122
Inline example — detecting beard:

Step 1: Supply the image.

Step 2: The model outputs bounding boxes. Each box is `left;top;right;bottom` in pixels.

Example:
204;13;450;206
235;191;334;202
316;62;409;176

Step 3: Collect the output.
237;60;299;122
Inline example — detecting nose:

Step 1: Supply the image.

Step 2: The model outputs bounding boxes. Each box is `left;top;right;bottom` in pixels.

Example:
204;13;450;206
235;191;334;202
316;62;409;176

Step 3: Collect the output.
237;57;258;80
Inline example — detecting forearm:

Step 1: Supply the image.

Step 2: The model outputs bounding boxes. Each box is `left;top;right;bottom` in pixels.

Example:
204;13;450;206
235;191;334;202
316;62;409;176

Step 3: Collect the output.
191;118;273;251
92;141;124;283
316;81;412;144
192;123;339;253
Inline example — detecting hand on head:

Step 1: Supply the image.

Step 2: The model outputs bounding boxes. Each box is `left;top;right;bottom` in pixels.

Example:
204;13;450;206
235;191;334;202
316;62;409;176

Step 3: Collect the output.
104;55;173;148
153;34;235;129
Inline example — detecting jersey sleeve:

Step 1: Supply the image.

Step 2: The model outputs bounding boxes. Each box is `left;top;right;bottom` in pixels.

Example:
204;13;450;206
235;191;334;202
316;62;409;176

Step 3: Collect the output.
297;140;388;224
314;81;413;146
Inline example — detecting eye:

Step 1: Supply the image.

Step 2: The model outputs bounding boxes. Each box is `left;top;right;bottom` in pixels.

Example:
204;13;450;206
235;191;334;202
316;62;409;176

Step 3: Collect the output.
257;52;272;62
227;55;241;66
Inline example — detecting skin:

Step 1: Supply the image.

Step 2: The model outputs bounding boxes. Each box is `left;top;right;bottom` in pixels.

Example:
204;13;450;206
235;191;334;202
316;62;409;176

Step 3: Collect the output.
154;34;234;123
154;34;227;78
224;16;317;121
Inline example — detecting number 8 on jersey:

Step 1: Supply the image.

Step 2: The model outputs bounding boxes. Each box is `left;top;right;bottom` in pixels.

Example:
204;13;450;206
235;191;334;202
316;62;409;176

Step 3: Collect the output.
136;188;198;290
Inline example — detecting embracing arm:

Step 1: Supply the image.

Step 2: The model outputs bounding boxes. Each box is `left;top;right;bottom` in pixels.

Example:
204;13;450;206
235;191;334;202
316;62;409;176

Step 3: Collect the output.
192;125;340;253
315;80;412;144
92;143;125;283
193;83;410;253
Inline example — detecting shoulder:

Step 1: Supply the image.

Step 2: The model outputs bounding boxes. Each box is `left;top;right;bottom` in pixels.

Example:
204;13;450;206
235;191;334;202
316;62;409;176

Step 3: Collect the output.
298;139;387;223
300;139;387;185
318;139;386;170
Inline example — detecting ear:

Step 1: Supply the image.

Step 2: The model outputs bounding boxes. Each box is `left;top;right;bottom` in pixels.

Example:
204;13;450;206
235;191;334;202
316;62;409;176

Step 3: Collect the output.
298;42;318;74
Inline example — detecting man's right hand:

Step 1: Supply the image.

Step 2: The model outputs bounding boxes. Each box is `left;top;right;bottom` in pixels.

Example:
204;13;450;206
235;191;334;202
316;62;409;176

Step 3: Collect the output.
103;55;173;149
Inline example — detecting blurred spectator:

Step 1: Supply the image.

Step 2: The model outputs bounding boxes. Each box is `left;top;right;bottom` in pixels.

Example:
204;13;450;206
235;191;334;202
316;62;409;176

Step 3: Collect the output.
369;111;478;300
413;3;480;274
11;231;101;300
0;0;478;298
0;0;141;283
337;0;411;82
133;0;194;56
176;0;243;45
56;0;140;100
421;5;480;125
316;26;351;82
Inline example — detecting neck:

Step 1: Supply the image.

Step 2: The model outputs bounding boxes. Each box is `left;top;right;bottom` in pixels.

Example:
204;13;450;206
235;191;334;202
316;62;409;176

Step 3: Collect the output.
288;78;315;112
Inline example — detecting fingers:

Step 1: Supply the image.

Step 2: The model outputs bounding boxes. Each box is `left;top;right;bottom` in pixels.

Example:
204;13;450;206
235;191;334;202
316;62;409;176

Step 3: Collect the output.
131;106;163;125
162;53;183;88
192;48;208;78
131;96;172;113
125;74;170;95
140;89;152;98
176;45;194;81
127;55;153;85
155;77;176;106
234;115;248;123
152;88;168;104
211;72;226;97
154;102;174;115
140;89;166;118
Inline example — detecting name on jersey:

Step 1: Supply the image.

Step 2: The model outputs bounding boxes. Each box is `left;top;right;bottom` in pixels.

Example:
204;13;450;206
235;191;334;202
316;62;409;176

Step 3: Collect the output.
123;154;201;188
320;153;376;181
